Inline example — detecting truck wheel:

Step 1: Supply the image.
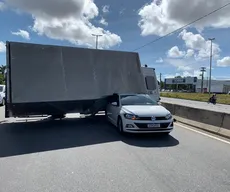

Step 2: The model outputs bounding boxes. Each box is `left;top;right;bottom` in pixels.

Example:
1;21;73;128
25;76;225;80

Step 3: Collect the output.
51;114;66;120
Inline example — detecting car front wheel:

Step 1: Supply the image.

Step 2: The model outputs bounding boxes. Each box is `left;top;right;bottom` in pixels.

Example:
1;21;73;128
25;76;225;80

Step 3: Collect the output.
117;117;124;134
0;98;5;106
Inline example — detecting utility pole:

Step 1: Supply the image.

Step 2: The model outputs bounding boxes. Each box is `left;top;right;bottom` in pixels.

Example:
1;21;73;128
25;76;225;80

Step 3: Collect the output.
208;38;215;95
160;73;162;91
92;34;102;49
200;67;206;93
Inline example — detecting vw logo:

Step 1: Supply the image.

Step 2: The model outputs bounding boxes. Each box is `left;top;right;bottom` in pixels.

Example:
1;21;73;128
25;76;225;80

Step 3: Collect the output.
151;116;156;121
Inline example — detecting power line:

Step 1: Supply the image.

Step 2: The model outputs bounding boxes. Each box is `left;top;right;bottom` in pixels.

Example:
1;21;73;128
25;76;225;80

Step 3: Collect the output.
132;2;230;51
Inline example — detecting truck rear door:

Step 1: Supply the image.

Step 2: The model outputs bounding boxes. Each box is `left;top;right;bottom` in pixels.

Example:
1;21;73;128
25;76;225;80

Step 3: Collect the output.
141;67;160;101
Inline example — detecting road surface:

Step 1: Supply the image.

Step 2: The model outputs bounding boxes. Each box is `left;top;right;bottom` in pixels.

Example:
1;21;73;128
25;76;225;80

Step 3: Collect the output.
0;107;230;192
0;106;4;122
161;97;230;114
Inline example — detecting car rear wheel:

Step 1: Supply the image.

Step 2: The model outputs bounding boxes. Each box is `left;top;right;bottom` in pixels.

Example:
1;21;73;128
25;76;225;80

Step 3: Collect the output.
117;117;124;134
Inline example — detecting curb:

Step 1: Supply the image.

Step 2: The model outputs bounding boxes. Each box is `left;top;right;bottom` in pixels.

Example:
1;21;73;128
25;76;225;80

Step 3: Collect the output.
174;115;230;140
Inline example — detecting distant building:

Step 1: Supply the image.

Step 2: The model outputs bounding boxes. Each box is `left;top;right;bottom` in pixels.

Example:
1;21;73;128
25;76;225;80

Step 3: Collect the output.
196;79;230;93
164;76;230;93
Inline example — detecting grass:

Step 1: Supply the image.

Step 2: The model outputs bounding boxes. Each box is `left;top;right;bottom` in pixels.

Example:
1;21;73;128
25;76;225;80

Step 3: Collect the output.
160;92;230;105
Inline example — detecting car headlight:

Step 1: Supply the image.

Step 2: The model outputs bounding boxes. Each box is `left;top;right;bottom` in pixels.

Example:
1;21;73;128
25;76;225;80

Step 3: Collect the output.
124;113;139;120
165;113;172;120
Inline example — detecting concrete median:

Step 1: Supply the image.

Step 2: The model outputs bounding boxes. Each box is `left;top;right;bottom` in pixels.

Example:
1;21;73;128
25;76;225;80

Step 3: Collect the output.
161;102;230;139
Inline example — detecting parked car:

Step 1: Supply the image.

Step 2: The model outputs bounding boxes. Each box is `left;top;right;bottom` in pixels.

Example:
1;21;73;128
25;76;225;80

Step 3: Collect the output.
0;85;5;106
106;94;174;134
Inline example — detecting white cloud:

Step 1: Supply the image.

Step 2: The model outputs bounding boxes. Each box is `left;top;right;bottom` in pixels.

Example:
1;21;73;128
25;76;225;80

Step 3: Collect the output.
138;0;230;36
12;29;30;40
162;30;222;78
156;57;163;63
164;70;200;79
0;2;6;11
102;5;109;13
119;8;126;15
0;41;6;52
99;17;108;26
5;0;121;49
165;58;192;71
217;57;230;67
182;70;201;77
167;46;185;58
164;73;180;78
185;49;194;57
179;29;221;60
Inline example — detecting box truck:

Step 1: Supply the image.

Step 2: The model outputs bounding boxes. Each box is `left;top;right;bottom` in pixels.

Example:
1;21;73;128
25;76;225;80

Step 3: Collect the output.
5;42;159;119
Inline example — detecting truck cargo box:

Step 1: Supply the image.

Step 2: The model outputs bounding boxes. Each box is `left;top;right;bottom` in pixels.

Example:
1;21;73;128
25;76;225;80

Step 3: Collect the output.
5;42;147;117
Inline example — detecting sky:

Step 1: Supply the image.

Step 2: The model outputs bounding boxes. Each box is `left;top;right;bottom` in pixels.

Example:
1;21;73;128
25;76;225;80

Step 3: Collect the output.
0;0;230;80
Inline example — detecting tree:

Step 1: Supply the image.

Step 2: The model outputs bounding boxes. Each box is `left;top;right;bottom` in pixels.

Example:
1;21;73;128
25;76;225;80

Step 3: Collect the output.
0;65;6;75
160;81;164;89
0;74;4;84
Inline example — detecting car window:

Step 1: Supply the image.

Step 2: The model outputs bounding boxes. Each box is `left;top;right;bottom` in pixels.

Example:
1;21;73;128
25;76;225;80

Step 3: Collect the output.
120;95;158;106
0;86;3;92
145;76;156;90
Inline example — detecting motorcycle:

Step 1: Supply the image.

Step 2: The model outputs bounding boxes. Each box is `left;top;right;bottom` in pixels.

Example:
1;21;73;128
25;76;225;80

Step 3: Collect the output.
208;97;216;105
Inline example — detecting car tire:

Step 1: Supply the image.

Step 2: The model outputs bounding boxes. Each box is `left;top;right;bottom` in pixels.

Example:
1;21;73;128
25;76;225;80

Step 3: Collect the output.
105;110;108;119
117;117;124;134
0;98;5;106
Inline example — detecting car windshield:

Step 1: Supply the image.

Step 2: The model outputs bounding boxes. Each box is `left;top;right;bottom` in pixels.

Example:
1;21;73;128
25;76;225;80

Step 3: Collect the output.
0;86;3;92
120;95;158;106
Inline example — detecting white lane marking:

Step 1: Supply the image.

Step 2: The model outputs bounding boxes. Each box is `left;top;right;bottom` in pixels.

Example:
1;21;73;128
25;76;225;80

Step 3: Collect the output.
176;123;230;145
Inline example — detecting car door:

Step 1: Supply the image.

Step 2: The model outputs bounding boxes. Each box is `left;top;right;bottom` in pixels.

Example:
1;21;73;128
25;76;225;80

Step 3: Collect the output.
106;96;114;122
110;94;121;125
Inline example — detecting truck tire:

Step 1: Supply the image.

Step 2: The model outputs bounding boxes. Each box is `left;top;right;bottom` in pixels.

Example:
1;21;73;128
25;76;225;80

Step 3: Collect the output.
50;114;66;120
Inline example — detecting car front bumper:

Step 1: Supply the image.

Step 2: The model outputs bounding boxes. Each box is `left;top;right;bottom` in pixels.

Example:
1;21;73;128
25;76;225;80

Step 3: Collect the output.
122;118;174;133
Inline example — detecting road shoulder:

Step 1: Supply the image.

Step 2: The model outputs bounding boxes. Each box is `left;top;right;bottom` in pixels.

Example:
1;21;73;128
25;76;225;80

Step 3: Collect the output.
174;115;230;140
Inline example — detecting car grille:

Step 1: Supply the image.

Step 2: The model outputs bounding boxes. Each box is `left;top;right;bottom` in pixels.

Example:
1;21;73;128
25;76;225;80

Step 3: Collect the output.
138;116;168;121
134;122;172;129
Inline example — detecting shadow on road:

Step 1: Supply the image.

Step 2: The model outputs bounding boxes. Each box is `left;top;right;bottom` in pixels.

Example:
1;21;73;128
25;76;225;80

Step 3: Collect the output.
0;115;179;158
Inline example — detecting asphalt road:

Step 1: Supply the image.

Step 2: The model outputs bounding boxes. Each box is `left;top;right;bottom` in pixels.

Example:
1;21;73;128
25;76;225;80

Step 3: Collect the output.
0;106;4;122
161;97;230;114
0;107;230;192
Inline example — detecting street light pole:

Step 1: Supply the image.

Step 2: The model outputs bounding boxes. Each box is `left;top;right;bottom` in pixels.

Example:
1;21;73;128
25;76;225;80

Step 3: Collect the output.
208;38;215;95
92;34;102;49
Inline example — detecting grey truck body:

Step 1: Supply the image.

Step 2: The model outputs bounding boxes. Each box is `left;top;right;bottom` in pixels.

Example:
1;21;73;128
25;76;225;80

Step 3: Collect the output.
5;41;147;117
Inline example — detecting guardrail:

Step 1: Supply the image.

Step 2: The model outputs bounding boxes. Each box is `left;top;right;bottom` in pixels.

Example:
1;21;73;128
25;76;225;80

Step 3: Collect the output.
161;102;230;138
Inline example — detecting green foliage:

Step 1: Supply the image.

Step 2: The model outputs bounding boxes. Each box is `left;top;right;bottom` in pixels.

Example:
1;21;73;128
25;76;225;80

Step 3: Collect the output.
0;74;4;84
160;92;230;105
0;65;6;75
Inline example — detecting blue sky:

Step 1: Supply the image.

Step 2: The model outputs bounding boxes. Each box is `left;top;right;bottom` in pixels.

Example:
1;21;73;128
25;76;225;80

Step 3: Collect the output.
0;0;230;80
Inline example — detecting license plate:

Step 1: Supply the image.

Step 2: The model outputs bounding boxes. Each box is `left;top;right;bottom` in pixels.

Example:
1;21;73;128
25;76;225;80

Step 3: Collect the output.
147;124;160;128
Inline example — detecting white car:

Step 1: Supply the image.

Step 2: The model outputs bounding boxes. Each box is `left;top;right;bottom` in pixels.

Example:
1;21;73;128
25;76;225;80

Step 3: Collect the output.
0;85;5;106
106;94;174;134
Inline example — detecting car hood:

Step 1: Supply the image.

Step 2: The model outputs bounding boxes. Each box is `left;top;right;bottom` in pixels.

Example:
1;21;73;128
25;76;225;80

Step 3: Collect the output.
122;105;170;116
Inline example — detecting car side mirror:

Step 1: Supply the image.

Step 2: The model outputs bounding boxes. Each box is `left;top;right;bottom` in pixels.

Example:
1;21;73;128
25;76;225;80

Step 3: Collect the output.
111;102;118;106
